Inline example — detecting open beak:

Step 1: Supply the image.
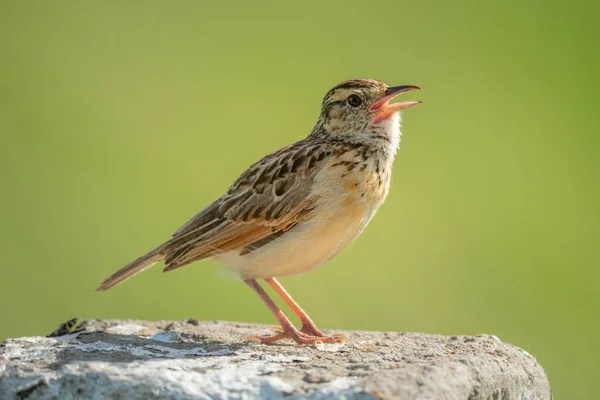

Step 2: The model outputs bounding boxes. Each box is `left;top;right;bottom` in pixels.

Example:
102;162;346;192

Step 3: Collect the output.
369;85;421;124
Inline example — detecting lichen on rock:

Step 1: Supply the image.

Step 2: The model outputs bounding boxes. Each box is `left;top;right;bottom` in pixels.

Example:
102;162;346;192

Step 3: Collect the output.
0;319;551;399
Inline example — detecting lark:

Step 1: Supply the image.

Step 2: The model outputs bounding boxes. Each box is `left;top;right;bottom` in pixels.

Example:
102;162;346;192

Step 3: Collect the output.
97;79;421;345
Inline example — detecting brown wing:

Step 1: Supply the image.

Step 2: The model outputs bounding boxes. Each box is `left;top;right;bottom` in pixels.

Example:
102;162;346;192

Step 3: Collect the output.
161;139;335;271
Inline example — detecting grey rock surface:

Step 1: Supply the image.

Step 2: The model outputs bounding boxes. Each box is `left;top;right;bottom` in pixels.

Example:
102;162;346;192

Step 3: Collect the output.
0;319;551;399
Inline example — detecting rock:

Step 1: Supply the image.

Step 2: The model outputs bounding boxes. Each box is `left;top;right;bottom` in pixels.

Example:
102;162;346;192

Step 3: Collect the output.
0;319;551;399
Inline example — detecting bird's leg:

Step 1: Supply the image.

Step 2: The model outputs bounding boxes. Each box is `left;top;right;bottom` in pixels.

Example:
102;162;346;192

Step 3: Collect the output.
264;278;323;335
244;279;345;345
265;278;347;342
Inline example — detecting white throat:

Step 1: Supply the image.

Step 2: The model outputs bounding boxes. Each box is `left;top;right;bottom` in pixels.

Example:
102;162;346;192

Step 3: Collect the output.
383;112;402;151
367;112;402;161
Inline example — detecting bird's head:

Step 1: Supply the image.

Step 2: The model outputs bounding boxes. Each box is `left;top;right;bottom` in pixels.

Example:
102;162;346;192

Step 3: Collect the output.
312;78;421;145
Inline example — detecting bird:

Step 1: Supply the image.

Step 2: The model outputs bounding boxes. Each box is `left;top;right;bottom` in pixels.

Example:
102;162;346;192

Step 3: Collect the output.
97;78;421;345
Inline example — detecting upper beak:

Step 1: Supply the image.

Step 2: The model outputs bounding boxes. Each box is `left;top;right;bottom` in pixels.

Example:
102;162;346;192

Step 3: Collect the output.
369;85;421;123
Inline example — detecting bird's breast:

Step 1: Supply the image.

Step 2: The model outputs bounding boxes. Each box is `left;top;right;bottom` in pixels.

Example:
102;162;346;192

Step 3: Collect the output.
215;156;391;280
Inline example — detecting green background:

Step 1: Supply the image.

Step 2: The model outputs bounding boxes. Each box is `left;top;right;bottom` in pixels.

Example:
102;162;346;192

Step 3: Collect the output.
1;1;598;398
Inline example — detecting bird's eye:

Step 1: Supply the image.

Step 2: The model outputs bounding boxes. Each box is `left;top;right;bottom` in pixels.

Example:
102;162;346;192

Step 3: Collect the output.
347;95;362;107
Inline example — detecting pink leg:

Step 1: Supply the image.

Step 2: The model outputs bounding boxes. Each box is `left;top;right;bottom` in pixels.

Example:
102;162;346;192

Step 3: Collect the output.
265;278;347;341
244;279;345;345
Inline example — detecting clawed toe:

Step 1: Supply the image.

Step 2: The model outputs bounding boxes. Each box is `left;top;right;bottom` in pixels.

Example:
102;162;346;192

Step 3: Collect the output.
328;333;348;343
244;332;289;344
245;327;347;345
269;325;284;333
300;324;347;343
310;332;347;344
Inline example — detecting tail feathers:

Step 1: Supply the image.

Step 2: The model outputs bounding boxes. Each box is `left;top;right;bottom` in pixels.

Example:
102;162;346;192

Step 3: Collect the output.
96;248;164;291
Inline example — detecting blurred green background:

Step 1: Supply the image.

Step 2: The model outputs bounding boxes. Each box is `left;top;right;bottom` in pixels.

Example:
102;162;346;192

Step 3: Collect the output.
1;1;598;398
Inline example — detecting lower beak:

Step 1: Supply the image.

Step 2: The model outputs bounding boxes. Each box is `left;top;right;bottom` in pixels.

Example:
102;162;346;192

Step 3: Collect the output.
369;85;421;124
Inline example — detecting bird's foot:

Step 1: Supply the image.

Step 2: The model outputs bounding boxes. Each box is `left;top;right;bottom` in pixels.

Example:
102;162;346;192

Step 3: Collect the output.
300;322;338;338
262;322;347;342
245;326;347;345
